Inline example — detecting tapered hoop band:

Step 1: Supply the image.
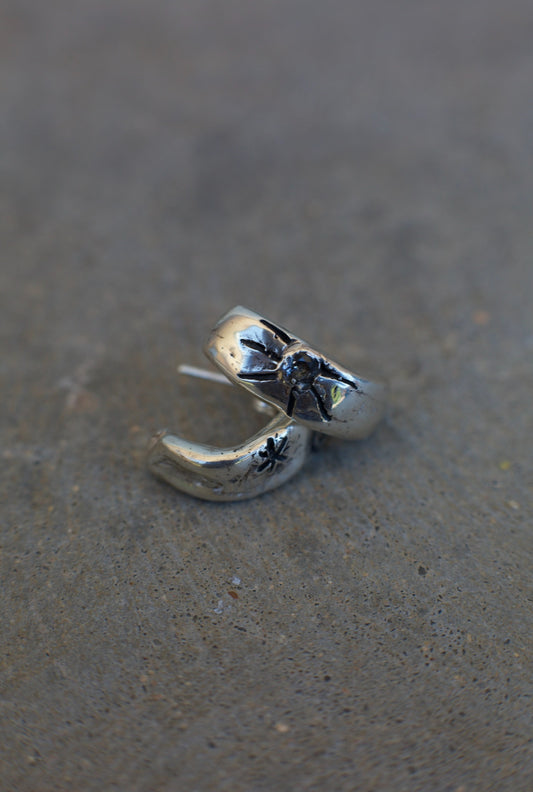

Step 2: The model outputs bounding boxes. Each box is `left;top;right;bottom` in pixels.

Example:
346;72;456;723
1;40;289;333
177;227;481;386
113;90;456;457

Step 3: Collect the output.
205;306;386;440
148;413;312;502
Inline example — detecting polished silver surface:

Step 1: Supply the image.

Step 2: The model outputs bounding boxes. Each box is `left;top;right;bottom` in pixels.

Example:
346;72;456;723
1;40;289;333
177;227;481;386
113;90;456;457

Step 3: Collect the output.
205;306;387;440
147;413;312;502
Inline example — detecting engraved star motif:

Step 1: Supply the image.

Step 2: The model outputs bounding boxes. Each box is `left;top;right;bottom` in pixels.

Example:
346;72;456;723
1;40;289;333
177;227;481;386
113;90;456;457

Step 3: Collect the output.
257;436;289;474
238;318;358;423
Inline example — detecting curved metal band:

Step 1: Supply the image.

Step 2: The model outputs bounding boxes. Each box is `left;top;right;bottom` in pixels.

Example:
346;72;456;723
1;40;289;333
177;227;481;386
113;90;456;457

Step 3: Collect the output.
205;306;387;440
147;413;312;502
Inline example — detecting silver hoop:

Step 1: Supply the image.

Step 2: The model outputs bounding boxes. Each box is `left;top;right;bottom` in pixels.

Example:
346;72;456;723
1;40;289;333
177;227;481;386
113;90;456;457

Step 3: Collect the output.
148;411;312;502
205;306;387;440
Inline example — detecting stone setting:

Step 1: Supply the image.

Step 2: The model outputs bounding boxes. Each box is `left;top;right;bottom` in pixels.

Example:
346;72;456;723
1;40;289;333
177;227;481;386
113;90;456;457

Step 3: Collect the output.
280;350;320;390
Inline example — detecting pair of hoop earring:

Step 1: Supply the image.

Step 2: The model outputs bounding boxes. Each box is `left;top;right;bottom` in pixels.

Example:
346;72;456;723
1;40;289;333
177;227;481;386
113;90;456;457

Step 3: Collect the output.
148;306;387;501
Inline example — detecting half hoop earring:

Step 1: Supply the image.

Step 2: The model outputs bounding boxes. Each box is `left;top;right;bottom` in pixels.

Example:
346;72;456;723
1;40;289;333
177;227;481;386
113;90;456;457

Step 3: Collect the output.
147;367;313;502
147;307;387;502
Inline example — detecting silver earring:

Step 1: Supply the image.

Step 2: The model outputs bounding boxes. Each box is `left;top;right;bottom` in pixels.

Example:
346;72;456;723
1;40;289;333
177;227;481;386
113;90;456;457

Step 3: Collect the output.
147;367;313;502
147;307;386;501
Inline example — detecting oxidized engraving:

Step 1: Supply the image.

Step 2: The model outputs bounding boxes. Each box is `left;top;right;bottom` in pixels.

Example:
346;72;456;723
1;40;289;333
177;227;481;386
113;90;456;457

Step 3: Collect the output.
239;319;358;422
257;436;289;473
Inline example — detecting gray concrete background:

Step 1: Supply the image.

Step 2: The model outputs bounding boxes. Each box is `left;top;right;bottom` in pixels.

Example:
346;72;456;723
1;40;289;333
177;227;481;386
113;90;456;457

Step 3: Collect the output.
1;1;532;790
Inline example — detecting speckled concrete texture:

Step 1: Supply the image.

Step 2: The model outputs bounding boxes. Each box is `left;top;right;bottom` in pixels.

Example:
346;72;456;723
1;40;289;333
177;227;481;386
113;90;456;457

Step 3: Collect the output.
1;1;532;790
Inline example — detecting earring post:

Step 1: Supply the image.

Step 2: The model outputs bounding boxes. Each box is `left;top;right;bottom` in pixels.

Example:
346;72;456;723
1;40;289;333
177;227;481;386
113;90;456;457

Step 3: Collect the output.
177;363;276;416
177;364;233;386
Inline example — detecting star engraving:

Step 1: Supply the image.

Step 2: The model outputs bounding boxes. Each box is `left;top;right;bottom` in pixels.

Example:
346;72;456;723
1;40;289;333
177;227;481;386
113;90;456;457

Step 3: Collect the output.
256;436;289;474
238;319;358;422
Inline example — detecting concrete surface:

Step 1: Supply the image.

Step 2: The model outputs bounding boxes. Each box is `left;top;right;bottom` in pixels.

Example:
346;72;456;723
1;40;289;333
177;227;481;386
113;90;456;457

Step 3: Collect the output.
1;1;532;790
